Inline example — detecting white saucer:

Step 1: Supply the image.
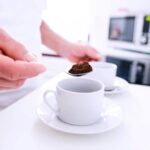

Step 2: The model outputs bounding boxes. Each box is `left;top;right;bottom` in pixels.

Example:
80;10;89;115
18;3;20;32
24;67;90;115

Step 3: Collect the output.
104;77;128;95
36;97;122;135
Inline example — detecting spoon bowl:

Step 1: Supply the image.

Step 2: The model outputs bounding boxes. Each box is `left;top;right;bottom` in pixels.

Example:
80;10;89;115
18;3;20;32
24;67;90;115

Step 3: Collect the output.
66;62;93;77
67;71;90;77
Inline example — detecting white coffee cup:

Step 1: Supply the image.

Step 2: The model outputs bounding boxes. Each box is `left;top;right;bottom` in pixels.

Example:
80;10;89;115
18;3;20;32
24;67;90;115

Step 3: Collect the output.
85;62;117;91
43;78;105;126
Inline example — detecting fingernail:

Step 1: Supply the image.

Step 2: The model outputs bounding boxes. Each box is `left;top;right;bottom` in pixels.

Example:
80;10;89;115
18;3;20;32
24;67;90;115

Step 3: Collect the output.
37;64;47;72
95;53;101;59
32;62;47;73
24;53;38;62
96;53;101;57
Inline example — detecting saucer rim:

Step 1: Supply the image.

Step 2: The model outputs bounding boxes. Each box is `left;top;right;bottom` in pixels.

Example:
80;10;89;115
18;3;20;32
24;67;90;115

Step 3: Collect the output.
36;97;122;135
104;77;128;95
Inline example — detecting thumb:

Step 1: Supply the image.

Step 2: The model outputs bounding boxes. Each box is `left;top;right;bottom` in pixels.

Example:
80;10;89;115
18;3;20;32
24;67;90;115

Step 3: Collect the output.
0;29;36;61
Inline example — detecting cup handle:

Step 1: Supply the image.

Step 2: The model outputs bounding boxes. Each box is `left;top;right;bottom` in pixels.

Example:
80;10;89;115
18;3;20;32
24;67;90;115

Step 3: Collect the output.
43;90;59;115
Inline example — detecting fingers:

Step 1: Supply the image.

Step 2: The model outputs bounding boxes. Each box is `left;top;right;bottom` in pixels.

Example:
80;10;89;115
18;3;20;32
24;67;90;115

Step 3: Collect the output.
0;29;36;61
0;29;46;91
70;48;101;63
85;46;101;61
70;44;101;63
0;78;25;89
67;56;80;63
0;54;46;81
78;56;92;63
9;61;46;80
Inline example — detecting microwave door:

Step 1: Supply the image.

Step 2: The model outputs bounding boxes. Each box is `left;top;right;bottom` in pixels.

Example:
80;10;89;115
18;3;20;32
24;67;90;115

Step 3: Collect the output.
108;17;135;42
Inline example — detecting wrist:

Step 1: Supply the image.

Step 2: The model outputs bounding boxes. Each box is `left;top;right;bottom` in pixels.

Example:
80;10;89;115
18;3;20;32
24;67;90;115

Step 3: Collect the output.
56;40;75;57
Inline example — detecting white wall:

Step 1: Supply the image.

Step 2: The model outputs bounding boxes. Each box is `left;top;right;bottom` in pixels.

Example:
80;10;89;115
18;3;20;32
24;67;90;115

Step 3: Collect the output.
89;0;111;50
109;0;150;13
90;0;150;50
42;0;90;42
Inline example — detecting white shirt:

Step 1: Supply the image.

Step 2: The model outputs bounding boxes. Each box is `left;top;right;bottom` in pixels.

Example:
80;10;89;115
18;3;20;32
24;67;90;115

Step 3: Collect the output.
0;0;46;109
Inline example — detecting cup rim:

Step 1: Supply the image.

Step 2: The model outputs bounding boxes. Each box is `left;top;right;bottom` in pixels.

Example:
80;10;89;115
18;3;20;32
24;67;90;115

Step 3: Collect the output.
57;78;104;94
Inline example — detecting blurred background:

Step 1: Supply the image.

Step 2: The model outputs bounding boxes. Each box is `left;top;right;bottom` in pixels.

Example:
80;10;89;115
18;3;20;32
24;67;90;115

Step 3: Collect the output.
42;0;150;86
42;0;90;42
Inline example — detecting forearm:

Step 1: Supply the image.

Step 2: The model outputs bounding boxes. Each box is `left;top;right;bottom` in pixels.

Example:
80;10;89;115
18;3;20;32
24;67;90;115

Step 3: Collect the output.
40;21;100;63
40;21;73;55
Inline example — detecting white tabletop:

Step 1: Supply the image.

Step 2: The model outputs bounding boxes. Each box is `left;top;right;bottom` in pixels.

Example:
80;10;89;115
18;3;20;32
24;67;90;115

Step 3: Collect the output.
0;73;150;150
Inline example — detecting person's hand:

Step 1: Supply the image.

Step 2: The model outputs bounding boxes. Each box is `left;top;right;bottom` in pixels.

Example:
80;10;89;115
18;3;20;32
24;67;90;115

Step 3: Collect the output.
0;29;46;90
58;43;101;63
40;21;100;63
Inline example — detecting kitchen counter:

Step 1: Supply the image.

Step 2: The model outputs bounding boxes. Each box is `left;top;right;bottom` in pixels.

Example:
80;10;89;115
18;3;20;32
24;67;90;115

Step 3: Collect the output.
101;47;150;61
0;72;150;150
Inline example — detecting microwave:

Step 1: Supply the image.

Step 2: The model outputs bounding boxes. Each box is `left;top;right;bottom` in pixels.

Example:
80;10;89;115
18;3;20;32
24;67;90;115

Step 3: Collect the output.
107;13;150;54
